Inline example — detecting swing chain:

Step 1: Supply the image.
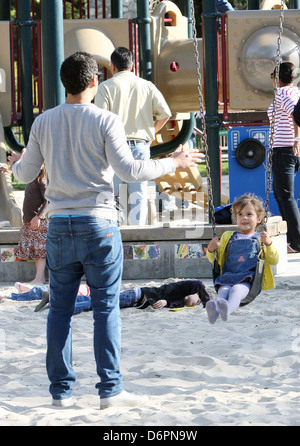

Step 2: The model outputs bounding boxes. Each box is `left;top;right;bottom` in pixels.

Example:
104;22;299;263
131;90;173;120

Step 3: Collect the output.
264;0;285;226
190;0;216;236
149;0;160;12
190;0;285;233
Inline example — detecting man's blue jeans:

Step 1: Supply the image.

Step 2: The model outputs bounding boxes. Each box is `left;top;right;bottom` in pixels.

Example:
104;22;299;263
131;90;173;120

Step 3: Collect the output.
114;140;150;225
272;147;300;251
46;216;123;400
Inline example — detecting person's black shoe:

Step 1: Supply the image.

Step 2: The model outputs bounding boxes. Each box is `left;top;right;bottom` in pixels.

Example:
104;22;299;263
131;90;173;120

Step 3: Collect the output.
34;291;50;312
287;244;300;253
135;295;150;309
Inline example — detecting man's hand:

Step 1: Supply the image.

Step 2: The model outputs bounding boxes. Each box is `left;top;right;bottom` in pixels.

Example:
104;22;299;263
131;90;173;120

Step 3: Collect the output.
171;145;204;169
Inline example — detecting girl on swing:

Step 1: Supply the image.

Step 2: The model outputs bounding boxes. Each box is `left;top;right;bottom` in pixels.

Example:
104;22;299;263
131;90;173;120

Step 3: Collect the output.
206;194;279;324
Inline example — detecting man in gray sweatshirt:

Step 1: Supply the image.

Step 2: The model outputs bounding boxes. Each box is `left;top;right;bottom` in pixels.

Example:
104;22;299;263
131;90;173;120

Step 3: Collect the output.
10;51;202;410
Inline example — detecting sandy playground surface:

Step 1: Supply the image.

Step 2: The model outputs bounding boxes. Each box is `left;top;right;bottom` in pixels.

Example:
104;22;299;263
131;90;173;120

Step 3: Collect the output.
0;253;300;427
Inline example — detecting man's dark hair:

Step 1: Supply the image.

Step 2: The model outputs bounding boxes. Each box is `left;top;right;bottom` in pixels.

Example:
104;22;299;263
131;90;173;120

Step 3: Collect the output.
110;47;133;71
60;51;98;95
279;62;295;85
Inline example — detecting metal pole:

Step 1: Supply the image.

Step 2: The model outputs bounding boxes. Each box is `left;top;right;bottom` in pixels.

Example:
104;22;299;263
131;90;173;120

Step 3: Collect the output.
289;0;300;8
136;0;151;80
202;0;221;208
18;0;34;145
0;0;10;19
247;0;260;9
181;0;193;38
41;0;65;110
185;0;195;152
111;0;123;18
0;1;25;152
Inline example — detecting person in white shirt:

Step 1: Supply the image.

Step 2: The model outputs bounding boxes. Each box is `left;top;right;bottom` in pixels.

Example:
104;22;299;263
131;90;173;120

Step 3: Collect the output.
95;47;172;225
267;62;300;252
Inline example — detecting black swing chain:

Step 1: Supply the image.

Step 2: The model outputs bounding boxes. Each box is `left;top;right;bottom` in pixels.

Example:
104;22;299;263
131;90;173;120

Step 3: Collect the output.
190;0;217;237
264;0;285;229
190;0;285;237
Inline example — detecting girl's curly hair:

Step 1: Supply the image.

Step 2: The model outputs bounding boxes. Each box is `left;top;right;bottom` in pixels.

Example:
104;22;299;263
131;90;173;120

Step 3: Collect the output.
231;193;264;226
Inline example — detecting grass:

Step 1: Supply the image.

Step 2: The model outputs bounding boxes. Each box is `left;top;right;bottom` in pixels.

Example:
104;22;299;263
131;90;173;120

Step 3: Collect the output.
198;160;228;177
12;176;26;191
10;161;229;190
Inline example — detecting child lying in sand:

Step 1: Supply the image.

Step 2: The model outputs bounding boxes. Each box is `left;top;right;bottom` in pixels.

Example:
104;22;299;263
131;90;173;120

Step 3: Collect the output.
0;279;210;312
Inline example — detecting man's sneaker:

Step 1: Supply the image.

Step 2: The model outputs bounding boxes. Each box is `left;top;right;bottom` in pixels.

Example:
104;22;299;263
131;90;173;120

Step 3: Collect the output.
100;390;146;410
52;397;75;407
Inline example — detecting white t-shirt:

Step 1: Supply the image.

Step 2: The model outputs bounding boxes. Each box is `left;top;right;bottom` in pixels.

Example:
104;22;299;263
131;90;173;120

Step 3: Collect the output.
95;71;172;142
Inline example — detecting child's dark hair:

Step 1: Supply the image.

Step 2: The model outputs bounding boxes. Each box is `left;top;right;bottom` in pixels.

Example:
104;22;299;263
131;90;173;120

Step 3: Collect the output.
271;61;295;85
60;51;98;95
231;194;264;226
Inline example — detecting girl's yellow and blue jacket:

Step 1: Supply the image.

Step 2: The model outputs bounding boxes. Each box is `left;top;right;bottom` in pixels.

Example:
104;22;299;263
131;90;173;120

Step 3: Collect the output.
206;231;279;291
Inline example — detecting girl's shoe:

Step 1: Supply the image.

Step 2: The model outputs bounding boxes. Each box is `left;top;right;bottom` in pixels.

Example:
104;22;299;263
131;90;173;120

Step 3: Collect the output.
206;300;219;324
217;299;229;322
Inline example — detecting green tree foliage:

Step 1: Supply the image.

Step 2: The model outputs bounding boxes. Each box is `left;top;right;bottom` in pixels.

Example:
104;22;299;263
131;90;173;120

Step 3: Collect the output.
9;0;87;20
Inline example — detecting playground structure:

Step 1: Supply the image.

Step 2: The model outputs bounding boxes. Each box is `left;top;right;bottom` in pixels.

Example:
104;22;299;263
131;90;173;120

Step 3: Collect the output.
0;0;298;280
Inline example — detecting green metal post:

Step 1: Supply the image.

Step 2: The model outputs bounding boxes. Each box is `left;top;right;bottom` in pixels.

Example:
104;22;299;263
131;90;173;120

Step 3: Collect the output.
202;0;221;208
247;0;260;9
41;0;65;110
0;0;10;19
18;0;34;145
0;0;25;152
183;1;195;151
181;0;193;38
111;0;123;18
289;0;300;8
136;0;152;80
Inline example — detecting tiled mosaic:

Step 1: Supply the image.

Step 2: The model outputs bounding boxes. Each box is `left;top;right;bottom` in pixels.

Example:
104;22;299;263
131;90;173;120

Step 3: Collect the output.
175;243;208;259
0;247;26;262
123;244;160;260
123;243;208;260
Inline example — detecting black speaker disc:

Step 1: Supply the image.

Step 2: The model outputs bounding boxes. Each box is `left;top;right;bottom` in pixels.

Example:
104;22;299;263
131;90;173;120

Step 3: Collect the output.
235;138;266;169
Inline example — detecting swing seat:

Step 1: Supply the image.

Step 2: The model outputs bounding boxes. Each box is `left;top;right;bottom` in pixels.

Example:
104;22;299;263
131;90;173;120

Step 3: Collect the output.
239;254;265;306
212;249;265;307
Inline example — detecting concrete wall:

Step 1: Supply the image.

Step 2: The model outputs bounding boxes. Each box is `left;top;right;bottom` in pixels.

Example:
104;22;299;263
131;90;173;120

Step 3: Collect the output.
0;217;287;282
